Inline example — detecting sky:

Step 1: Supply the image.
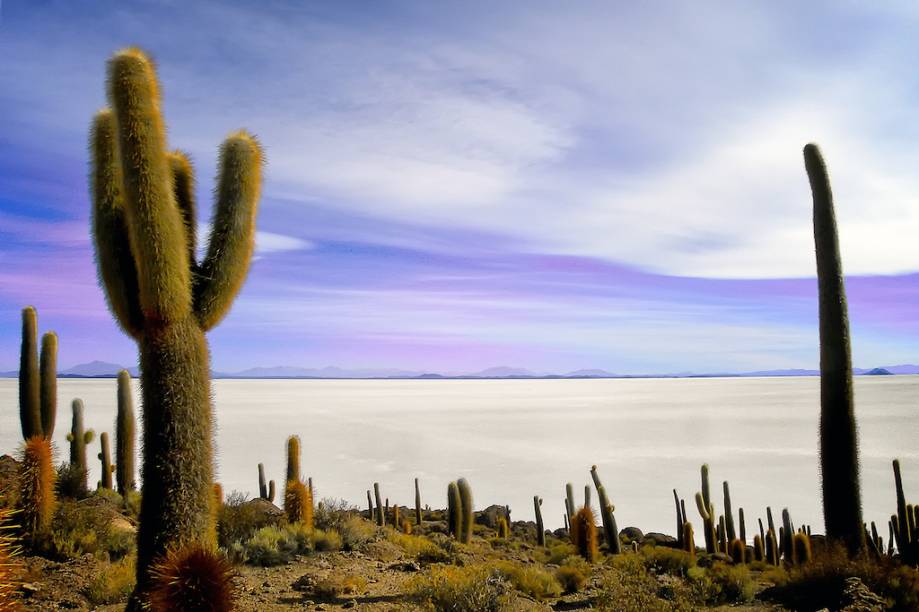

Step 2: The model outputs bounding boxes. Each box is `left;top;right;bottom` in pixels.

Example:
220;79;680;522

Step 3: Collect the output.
1;0;919;374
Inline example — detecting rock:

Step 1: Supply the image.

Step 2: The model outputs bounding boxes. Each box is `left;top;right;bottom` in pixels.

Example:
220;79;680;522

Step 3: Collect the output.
840;577;886;611
619;527;643;542
552;528;568;539
389;561;421;572
343;600;357;608
244;497;285;518
292;575;314;591
697;552;732;567
475;504;508;528
642;532;677;546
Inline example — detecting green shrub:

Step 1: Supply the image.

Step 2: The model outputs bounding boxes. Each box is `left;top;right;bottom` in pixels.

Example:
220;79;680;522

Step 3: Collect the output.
338;515;378;551
491;561;562;599
242;524;340;566
597;553;695;612
762;545;919;611
556;556;590;593
50;499;134;561
217;491;280;549
388;530;450;563
546;542;577;564
56;463;88;499
84;555;135;604
641;545;695;576
314;497;358;532
410;564;510;612
687;562;754;605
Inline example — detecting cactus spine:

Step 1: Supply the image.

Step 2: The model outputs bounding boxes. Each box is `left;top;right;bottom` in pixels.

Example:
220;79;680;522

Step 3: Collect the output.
89;48;262;598
67;399;93;493
415;478;422;525
116;370;136;495
98;432;114;490
534;496;545;546
457;478;473;544
805;143;865;554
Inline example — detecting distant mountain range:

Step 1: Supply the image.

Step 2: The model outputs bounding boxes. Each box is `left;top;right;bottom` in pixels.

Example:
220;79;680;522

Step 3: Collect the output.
1;361;917;379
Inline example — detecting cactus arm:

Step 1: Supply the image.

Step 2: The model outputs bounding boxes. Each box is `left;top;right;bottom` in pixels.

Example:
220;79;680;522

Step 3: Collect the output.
168;151;198;269
805;143;864;553
19;307;41;440
39;332;57;438
89;111;144;337
107;49;192;324
193;132;262;331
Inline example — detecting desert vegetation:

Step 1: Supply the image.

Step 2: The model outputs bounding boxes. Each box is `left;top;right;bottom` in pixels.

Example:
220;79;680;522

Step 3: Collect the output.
0;49;917;612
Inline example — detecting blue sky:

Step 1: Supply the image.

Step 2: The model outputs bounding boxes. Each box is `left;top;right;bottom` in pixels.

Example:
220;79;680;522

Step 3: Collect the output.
1;0;918;373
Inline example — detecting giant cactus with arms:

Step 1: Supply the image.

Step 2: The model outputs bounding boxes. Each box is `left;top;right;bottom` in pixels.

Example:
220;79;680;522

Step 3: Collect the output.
89;48;262;601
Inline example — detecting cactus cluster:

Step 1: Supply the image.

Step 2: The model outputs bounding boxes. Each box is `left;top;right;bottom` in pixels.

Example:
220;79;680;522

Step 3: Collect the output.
444;479;474;543
890;459;918;564
89;46;262;601
17;307;58;543
257;463;276;503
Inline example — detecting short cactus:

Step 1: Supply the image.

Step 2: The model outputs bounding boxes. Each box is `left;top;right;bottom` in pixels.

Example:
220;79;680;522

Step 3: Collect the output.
497;516;510;539
792;532;812;565
457;478;473;544
571;506;599;563
284;480;312;528
753;535;765;561
18;436;56;543
682;521;696;562
565;483;575;521
447;482;461;537
729;538;745;564
401;519;412;535
115;370;136;495
267;480;275;504
766;529;779;566
98;432;114;490
147;544;233;612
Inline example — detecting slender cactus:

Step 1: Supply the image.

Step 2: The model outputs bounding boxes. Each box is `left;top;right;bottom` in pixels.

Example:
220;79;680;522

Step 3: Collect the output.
116;370;136;495
723;481;735;542
39;332;57;438
66;399;93;492
258;464;268;500
374;482;384;527
19;307;40;440
566;483;575;521
90;48;262;601
415;478;422;525
447;482;461;537
893;459;911;553
286;436;301;483
98;432;114;490
739;507;746;543
267;480;275;504
366;490;374;520
805;143;864;554
674;489;683;548
457;478;473;544
534;496;545;547
695;492;716;554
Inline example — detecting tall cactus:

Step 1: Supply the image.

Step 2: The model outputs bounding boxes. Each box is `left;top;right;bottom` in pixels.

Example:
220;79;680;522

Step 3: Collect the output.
66;399;94;492
286;436;301;483
116;370;136;495
19;307;40;440
590;466;620;554
89;47;262;598
533;495;546;547
414;478;422;525
804;143;864;554
39;332;57;438
374;482;384;527
723;481;736;542
258;463;268;500
98;432;114;490
447;482;461;537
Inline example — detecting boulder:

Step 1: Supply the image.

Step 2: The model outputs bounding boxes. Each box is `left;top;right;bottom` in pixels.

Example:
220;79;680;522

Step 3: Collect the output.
619;526;643;542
